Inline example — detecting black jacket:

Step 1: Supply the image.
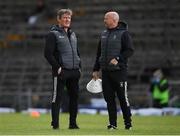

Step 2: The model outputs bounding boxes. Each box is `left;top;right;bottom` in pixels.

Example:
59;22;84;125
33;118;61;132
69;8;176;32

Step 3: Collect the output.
93;22;134;72
44;25;81;76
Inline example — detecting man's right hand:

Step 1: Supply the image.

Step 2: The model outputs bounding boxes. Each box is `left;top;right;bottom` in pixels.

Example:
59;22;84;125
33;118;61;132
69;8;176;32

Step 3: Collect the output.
92;71;100;80
58;67;62;75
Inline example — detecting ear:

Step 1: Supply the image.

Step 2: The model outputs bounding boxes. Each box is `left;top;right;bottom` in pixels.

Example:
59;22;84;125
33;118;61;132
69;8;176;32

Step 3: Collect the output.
57;16;60;22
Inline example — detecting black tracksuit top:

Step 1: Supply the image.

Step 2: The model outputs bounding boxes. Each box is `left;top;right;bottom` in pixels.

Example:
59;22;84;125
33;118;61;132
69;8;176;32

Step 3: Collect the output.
93;22;134;72
44;25;81;76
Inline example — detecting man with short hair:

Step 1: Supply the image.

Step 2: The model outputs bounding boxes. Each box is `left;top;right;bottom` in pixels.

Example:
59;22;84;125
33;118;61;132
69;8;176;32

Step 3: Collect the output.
44;9;81;130
93;11;134;130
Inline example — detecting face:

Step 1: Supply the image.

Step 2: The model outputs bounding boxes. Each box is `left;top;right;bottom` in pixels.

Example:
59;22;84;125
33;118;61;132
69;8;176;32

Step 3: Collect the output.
104;13;114;28
58;13;71;28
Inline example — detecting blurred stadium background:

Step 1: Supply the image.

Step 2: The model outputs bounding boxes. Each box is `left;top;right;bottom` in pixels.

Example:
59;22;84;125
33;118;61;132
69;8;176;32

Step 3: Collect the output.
0;0;180;112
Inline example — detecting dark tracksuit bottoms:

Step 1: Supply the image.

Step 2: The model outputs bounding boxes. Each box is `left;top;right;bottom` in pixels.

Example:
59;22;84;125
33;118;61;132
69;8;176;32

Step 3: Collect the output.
51;69;80;126
102;70;132;127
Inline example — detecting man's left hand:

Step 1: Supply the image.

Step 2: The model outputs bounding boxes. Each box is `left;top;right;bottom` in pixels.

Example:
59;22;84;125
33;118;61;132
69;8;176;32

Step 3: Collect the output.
110;58;118;65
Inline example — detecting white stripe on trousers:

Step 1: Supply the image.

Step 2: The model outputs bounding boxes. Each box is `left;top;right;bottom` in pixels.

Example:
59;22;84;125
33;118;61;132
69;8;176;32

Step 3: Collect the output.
124;81;130;107
52;77;57;103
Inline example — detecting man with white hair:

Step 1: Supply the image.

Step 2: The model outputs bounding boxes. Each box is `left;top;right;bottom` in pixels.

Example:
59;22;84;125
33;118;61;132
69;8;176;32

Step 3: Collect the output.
93;11;134;130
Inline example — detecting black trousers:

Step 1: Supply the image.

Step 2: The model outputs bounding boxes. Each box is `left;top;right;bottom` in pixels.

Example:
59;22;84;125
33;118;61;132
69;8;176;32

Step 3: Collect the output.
102;70;132;127
51;69;80;127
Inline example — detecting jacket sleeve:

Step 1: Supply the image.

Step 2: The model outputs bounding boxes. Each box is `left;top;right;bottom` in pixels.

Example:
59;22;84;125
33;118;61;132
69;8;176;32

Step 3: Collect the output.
119;31;134;62
93;40;101;71
44;32;61;70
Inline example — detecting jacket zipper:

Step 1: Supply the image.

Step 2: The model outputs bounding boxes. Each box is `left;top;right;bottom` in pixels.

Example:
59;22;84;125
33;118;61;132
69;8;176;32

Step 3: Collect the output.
68;35;74;69
105;31;111;68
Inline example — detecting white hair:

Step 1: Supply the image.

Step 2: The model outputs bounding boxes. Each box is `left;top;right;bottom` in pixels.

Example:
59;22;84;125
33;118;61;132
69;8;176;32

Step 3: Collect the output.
106;11;119;22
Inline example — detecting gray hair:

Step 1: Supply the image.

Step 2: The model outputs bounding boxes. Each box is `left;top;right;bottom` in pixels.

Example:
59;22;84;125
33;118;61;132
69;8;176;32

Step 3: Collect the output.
105;11;119;22
57;9;73;19
110;12;119;22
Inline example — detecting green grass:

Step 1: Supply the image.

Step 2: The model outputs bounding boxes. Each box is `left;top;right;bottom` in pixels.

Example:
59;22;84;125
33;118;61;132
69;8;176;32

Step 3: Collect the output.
0;113;180;135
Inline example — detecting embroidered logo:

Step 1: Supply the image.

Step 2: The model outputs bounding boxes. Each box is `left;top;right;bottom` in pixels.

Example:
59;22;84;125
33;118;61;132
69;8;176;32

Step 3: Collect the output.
59;35;64;38
120;82;123;87
102;36;106;39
